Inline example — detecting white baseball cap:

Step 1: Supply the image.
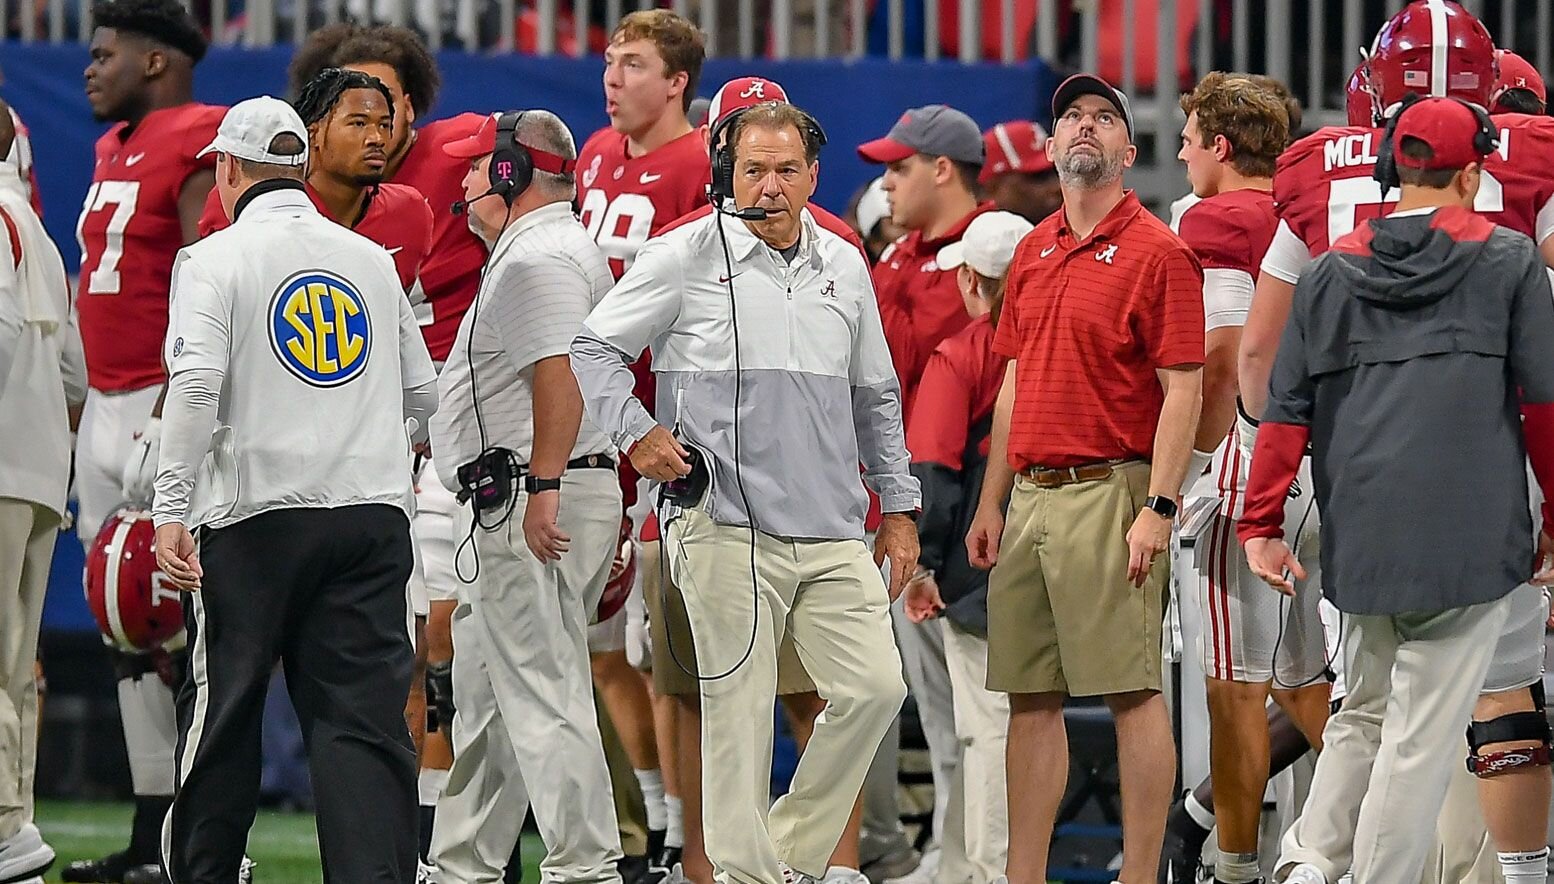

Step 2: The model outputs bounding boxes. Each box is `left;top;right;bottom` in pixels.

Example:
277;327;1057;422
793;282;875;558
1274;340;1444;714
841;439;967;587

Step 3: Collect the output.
199;96;308;166
855;177;890;237
935;211;1034;279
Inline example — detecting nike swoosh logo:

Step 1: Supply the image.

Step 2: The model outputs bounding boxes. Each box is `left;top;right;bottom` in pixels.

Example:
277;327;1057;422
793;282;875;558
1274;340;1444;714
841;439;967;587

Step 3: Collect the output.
125;153;146;166
640;173;663;184
718;273;743;283
386;246;404;256
1040;244;1057;257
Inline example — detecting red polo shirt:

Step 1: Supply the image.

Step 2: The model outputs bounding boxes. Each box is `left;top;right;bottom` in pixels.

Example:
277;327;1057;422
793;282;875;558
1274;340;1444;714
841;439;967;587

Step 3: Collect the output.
993;191;1204;470
873;203;995;415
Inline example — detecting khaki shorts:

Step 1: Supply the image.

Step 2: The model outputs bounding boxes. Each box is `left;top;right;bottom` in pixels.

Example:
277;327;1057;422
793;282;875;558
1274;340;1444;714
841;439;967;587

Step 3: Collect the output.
643;539;816;697
986;460;1169;697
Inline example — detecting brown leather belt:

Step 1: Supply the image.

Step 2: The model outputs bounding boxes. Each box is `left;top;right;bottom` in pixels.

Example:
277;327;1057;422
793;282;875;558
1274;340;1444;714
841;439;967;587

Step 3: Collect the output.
1022;459;1128;488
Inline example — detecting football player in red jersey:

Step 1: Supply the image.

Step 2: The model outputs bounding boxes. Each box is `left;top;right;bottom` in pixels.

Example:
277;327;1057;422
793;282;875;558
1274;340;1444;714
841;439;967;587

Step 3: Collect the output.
196;68;434;292
574;11;709;878
1170;72;1330;884
285;24;495;882
66;2;222;881
1491;49;1547;115
1239;5;1554;884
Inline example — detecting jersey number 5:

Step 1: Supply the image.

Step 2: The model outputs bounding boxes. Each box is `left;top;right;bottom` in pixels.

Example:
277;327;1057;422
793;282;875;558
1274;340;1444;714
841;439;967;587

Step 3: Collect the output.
579;189;657;277
1327;171;1504;244
76;180;142;295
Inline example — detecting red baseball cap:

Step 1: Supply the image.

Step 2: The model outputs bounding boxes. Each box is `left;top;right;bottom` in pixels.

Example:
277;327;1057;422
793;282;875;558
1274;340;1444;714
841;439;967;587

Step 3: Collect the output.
979;121;1053;184
442;111;576;174
707;77;790;126
1492;49;1547;108
1392;97;1495;171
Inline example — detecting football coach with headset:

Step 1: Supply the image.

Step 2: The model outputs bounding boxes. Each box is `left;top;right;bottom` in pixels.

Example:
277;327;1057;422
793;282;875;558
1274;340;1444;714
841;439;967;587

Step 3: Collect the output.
572;100;917;884
428;109;627;884
151;97;438;883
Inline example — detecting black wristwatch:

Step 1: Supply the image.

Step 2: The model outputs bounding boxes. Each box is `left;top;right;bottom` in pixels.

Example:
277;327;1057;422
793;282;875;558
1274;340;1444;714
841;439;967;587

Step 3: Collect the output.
525;475;562;494
1143;495;1178;519
885;509;920;523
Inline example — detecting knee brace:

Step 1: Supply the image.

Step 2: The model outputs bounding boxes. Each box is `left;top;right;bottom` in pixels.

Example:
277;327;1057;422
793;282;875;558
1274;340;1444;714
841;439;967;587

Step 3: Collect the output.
426;660;454;734
1467;681;1553;777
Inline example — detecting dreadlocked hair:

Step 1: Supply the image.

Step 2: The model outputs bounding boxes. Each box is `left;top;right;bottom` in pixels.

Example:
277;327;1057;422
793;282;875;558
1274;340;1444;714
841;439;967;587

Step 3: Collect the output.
293;67;395;127
289;23;439;118
91;0;207;63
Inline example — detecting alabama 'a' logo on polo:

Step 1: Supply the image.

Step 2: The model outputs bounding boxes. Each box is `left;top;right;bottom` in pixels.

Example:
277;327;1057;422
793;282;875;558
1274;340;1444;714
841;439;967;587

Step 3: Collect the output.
270;270;372;387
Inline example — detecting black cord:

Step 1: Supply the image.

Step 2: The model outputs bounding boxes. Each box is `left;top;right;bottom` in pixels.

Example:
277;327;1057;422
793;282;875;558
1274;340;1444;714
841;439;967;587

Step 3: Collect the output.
454;201;519;585
656;208;762;682
1270;482;1340;690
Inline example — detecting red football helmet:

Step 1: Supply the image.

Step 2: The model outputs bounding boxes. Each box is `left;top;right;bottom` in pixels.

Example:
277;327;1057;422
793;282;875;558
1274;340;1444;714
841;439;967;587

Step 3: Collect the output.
597;517;637;623
1346;63;1375;127
1366;0;1496;122
85;508;185;653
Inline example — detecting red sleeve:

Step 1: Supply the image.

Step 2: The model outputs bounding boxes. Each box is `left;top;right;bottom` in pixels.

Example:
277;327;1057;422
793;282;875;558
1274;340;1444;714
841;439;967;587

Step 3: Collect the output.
1;206;21;269
1236;421;1309;542
1523;402;1554;531
907;346;973;470
1141;246;1206;367
1177;200;1256;274
26;168;42;219
196;187;227;238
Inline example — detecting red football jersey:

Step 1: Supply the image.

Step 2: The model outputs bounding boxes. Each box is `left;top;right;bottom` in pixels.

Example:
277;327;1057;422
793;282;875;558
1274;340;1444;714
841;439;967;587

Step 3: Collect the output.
75;103;224;392
394;114;490;362
1176;188;1277;278
197;182;433;290
1273;113;1554;260
576;127;711;280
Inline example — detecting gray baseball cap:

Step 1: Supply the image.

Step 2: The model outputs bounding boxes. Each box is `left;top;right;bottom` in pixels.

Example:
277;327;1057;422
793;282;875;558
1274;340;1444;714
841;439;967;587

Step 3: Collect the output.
857;104;984;166
1050;74;1135;141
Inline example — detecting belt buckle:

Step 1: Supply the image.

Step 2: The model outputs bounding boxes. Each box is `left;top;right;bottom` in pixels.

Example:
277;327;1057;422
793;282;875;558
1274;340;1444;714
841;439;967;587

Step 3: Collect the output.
1067;466;1081;484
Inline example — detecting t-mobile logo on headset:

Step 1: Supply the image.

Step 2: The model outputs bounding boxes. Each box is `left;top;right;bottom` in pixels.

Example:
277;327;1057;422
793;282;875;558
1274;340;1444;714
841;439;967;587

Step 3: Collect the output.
497;160;514;180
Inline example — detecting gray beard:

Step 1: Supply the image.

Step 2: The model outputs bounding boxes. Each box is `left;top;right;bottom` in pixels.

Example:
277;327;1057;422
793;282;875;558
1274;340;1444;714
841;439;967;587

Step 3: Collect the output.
1056;150;1123;190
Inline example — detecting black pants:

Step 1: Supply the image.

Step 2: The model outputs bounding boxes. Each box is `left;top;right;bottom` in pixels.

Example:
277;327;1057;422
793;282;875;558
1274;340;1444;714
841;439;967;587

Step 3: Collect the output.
166;504;417;884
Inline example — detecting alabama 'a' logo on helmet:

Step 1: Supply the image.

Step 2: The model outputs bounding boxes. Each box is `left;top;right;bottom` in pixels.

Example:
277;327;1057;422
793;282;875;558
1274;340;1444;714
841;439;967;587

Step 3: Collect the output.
269;270;372;387
85;508;185;653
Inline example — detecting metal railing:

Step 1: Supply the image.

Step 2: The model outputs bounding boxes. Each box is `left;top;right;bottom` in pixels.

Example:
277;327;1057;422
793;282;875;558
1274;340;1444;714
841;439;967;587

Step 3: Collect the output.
6;0;1552;205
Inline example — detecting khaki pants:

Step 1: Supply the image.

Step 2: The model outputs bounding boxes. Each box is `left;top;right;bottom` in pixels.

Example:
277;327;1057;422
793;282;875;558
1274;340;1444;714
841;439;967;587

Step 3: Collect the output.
1278;594;1511;884
434;470;625;884
665;509;906;884
943;624;1009;884
0;498;56;841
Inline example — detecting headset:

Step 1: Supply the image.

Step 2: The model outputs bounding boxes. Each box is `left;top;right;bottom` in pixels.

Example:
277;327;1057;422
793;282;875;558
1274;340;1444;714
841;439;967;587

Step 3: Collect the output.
1372;94;1498;193
707;104;828;218
452;111;578;214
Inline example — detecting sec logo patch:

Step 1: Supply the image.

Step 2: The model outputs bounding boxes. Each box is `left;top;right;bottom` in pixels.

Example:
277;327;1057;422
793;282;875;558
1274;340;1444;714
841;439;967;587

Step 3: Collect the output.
269;272;371;387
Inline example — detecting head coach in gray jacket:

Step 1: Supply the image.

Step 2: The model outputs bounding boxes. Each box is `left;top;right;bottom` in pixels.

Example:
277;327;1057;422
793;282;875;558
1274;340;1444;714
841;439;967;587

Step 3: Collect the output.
571;101;916;884
1237;96;1554;884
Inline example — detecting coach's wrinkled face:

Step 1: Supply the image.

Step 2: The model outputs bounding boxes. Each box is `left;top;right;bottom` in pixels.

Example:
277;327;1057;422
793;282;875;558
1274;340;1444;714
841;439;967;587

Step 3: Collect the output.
732;121;817;250
1051;94;1135;189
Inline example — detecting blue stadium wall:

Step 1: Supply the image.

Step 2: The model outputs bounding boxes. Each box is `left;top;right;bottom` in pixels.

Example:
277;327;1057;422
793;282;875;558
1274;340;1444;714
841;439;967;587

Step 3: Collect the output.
3;41;1056;631
6;42;1057;271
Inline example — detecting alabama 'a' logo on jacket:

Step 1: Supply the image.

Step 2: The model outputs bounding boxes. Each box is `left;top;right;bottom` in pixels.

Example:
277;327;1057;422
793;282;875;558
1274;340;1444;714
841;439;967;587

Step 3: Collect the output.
269;270;372;387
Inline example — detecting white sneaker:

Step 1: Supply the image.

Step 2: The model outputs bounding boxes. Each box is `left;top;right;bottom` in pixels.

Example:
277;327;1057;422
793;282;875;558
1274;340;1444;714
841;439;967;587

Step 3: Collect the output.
781;861;820;884
825;867;871;884
239;856;257;883
417;859;437;884
1279;864;1326;884
0;823;55;882
883;849;939;884
663;864;692;884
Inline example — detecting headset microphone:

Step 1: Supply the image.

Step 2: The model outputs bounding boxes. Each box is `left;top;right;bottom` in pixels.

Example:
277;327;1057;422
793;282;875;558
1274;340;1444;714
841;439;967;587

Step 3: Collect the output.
721;204;769;221
451;183;512;215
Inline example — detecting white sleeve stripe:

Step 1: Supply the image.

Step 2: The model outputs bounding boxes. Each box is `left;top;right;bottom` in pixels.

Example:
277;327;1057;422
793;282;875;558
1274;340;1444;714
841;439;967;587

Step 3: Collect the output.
1202;268;1254;332
1536;195;1554;245
1259;219;1312;285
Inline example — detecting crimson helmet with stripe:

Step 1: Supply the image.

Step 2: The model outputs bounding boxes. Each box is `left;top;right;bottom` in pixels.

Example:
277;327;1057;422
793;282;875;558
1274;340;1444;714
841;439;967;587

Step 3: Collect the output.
1366;0;1496;123
85;508;185;653
1346;64;1375;127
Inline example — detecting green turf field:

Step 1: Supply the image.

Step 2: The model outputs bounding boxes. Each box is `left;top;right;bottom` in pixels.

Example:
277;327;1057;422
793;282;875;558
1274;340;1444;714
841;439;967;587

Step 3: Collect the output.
35;800;547;883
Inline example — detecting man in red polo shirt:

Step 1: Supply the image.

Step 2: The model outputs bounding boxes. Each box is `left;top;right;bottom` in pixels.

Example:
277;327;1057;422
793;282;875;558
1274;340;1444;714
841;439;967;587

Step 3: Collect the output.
966;74;1204;884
